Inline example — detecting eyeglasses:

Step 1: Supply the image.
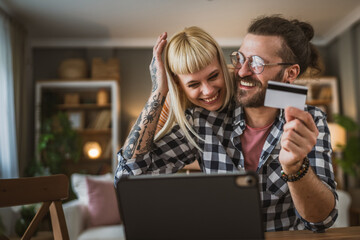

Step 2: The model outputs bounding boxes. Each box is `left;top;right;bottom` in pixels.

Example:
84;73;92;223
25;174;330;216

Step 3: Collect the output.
230;51;295;74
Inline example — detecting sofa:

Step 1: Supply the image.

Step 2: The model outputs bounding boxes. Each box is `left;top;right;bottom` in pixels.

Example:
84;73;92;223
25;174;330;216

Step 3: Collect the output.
63;173;125;240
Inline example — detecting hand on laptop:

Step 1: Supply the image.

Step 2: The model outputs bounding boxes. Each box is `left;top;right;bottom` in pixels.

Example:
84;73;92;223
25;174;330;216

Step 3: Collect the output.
279;107;319;174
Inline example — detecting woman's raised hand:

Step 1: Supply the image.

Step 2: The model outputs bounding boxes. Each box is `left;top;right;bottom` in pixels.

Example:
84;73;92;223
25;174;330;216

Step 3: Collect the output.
150;32;168;93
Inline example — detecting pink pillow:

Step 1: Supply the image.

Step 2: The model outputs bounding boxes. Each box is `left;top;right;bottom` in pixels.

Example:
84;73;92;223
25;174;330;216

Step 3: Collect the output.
86;177;122;227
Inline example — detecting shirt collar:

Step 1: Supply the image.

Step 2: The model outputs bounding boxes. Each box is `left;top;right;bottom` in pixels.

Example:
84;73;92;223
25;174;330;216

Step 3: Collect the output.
233;106;286;127
233;105;245;127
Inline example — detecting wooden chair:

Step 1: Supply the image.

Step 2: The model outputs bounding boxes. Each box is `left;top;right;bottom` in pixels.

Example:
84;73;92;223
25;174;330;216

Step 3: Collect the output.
0;174;70;240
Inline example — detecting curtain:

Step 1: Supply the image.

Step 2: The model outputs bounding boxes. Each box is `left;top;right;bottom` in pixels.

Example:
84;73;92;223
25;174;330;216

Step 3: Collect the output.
0;9;20;178
11;11;29;177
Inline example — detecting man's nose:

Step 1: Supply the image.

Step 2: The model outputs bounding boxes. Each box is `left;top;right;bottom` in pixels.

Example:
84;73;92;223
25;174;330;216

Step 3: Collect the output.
237;59;252;78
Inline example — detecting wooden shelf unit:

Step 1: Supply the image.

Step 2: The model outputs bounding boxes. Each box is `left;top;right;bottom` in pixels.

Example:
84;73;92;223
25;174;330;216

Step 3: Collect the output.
35;80;120;175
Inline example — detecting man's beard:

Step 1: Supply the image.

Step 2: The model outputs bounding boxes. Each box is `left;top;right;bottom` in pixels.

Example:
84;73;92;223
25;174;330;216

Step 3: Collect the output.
235;70;284;108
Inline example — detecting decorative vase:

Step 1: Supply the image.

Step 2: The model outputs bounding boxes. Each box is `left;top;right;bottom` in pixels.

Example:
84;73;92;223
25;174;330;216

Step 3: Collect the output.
97;89;109;106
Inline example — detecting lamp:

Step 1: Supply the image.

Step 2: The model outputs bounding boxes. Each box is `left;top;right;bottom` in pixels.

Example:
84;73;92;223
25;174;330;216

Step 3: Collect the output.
328;123;347;152
328;123;347;189
83;141;102;159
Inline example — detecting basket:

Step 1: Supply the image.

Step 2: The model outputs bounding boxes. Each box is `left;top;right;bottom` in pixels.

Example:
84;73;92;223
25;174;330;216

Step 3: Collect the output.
91;58;120;81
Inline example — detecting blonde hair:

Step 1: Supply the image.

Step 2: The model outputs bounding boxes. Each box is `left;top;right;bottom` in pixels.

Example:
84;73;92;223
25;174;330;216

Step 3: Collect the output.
155;26;233;151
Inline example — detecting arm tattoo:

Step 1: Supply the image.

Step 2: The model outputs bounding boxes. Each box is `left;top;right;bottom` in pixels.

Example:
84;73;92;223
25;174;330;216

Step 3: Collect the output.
150;57;158;92
123;112;143;158
143;93;164;124
138;130;156;154
123;93;166;158
137;93;165;152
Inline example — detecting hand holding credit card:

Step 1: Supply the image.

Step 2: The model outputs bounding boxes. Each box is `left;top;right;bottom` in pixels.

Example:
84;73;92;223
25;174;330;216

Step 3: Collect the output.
264;81;308;110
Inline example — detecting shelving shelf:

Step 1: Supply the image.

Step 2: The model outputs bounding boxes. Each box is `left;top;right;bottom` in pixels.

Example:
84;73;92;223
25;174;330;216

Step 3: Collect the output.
76;129;111;134
57;103;111;110
35;80;120;175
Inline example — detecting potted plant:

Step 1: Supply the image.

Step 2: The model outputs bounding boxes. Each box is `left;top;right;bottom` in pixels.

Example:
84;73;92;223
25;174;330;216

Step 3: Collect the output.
26;111;81;176
333;114;360;186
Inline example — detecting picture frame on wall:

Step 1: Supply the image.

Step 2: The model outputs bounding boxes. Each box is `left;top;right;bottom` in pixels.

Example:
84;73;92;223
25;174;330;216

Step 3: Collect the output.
67;111;84;130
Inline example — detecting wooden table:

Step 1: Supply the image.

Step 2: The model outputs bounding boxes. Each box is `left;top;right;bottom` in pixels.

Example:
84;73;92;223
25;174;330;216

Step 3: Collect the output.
12;226;356;240
266;226;360;239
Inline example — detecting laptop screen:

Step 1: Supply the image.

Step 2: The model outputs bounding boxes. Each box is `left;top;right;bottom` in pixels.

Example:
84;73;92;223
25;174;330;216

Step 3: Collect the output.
116;172;264;240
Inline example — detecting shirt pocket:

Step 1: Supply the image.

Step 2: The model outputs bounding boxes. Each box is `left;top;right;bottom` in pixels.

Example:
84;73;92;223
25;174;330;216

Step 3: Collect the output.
265;160;290;198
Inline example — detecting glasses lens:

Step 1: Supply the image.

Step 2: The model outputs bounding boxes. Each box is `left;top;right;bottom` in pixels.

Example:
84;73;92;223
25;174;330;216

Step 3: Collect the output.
230;52;244;68
250;56;265;74
230;52;239;67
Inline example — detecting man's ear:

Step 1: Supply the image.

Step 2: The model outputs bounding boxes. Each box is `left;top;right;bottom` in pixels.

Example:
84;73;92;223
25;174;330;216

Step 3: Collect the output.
284;64;300;84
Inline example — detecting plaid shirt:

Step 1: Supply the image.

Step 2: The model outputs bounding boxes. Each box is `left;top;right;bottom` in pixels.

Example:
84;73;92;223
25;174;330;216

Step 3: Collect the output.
115;103;338;232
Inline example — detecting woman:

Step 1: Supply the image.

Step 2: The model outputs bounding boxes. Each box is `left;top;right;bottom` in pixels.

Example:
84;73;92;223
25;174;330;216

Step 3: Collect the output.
117;26;233;177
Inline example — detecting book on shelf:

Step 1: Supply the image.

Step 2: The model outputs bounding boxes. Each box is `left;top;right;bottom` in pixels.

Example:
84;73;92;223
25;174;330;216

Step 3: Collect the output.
103;139;112;158
88;110;111;129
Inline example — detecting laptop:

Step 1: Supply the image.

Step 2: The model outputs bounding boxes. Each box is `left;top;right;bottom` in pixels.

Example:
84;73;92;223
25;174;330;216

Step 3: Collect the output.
116;172;264;240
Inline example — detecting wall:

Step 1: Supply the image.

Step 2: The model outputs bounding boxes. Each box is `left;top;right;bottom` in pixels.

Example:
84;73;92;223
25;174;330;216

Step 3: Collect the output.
322;20;360;188
321;20;360;124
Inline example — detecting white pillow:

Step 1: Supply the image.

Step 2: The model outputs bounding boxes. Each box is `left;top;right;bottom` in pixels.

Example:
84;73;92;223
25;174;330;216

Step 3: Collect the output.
71;173;113;205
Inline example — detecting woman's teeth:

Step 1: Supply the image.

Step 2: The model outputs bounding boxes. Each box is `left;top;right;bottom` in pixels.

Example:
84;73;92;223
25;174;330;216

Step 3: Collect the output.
240;80;256;87
204;93;219;102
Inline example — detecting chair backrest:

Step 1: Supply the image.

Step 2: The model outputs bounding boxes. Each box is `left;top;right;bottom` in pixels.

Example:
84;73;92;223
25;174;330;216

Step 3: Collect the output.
0;174;70;240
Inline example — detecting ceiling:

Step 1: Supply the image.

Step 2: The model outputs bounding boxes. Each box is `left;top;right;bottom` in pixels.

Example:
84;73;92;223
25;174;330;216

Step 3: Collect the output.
2;0;360;47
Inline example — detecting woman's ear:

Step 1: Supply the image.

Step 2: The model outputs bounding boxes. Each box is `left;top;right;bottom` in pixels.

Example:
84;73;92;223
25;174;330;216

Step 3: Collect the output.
173;75;183;91
284;64;300;84
171;73;178;83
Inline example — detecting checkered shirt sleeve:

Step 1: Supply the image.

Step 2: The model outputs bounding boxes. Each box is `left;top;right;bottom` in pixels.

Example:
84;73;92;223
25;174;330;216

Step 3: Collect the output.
115;110;200;181
296;106;338;231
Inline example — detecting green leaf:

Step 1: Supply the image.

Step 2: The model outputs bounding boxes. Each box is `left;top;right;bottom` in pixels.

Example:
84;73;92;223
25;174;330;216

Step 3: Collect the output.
333;114;359;132
333;114;360;177
32;111;82;175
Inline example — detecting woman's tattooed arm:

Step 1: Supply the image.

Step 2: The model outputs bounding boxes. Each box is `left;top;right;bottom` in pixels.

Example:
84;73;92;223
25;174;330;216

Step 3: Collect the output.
123;93;165;159
122;32;168;159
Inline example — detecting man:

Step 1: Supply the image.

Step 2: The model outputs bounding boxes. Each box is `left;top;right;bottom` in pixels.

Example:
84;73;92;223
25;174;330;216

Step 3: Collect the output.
229;16;337;231
115;16;337;232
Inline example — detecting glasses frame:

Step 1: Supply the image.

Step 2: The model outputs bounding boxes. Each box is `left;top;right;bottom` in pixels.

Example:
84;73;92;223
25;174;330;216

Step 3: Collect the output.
230;51;296;74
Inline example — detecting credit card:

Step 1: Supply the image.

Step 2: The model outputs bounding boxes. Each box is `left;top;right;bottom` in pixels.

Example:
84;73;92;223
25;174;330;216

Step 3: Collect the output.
264;81;308;110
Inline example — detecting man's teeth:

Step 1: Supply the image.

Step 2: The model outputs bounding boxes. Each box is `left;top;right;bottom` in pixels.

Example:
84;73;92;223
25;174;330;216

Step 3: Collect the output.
240;80;255;87
204;93;218;102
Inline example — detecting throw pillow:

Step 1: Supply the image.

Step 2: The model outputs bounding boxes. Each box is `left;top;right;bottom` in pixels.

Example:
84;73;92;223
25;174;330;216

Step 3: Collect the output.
86;177;122;227
71;173;113;205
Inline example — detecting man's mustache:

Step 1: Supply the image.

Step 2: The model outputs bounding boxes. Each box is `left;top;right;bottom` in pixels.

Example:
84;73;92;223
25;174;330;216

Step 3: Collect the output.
235;75;262;87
